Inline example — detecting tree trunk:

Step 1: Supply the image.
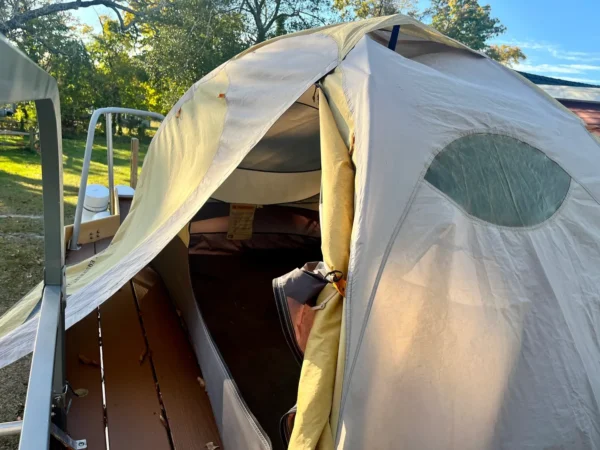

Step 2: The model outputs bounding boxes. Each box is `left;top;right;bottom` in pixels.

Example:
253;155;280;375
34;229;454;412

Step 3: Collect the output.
256;27;267;43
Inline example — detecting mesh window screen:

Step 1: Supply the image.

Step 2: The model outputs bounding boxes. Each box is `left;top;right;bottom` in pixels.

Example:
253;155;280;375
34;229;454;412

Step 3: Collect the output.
424;134;571;227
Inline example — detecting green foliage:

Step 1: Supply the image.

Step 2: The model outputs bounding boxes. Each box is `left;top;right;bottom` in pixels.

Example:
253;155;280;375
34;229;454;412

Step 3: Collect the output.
486;44;526;67
11;103;37;131
1;0;525;127
4;11;97;129
87;19;156;115
274;15;287;36
333;0;419;19
238;0;334;43
426;0;525;64
140;0;246;112
427;0;504;50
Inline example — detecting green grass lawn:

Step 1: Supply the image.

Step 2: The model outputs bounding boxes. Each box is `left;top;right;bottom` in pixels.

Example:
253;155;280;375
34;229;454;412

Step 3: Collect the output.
0;133;149;220
0;133;149;447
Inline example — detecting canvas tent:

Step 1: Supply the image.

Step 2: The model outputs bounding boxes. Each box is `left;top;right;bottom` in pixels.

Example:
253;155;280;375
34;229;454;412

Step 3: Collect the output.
2;13;600;450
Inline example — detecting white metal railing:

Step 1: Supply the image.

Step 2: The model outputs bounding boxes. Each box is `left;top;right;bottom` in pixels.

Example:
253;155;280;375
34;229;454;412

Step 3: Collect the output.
0;35;67;449
69;107;164;250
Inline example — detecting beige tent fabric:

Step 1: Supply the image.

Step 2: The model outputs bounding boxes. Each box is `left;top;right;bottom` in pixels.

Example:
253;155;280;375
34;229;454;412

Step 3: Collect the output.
0;32;340;367
321;68;355;437
288;92;354;450
0;13;472;365
4;12;600;450
321;68;354;150
0;68;230;363
335;34;600;450
2;68;228;324
236;14;477;62
212;170;321;205
0;285;42;337
0;35;60;107
0;14;468;341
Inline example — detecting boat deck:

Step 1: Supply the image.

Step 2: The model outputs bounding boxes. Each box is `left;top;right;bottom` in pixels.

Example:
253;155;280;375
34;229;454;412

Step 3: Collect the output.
65;237;222;449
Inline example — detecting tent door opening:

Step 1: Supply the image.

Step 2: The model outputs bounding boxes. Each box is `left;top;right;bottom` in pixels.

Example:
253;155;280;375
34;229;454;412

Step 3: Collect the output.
189;203;322;450
187;85;325;450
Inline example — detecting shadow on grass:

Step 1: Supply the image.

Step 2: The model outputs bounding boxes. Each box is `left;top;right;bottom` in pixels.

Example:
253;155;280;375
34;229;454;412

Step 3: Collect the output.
0;141;26;151
62;136;148;175
0;169;80;216
0;134;149;218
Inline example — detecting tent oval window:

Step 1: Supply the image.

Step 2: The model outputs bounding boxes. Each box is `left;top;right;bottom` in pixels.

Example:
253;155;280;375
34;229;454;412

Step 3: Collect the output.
424;134;571;227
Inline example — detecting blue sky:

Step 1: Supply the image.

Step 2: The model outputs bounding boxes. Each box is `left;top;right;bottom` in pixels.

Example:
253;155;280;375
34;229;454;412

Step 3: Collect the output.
72;7;106;33
487;0;600;85
73;0;600;85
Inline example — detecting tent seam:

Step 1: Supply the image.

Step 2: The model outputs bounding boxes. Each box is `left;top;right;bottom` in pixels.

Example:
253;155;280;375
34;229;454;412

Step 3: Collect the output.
336;57;359;443
337;158;423;431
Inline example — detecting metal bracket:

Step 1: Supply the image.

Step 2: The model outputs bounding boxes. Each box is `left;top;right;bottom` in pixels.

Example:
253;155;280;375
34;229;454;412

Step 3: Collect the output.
53;384;67;409
0;421;86;449
50;424;87;449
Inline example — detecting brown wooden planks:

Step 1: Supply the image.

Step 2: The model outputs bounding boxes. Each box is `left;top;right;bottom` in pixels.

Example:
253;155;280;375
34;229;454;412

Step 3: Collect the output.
65;311;106;450
133;270;223;450
94;238;111;254
65;242;96;266
100;284;171;450
119;198;132;225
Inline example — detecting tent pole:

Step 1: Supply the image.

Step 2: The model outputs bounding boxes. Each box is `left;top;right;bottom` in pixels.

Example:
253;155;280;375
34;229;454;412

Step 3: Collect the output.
388;25;400;51
106;113;114;215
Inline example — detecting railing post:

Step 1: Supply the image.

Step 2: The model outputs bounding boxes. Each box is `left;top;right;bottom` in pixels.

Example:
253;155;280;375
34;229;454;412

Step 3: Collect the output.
70;109;101;250
29;128;35;151
19;96;65;450
106;113;115;215
130;137;139;188
70;108;164;249
1;34;68;450
36;98;65;286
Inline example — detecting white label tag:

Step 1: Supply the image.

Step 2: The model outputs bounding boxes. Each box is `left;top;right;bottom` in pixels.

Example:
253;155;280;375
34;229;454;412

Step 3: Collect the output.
226;204;256;240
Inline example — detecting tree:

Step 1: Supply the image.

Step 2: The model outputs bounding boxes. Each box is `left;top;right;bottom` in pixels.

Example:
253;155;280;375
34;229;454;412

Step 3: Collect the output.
140;0;246;112
138;0;332;111
426;0;525;65
0;0;171;35
427;0;503;50
486;44;526;67
331;0;525;66
87;18;157;131
333;0;419;20
238;0;331;43
49;37;97;130
3;7;97;129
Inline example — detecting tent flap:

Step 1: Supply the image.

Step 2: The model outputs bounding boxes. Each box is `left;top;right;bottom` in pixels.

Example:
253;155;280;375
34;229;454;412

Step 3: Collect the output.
0;32;340;368
288;91;354;450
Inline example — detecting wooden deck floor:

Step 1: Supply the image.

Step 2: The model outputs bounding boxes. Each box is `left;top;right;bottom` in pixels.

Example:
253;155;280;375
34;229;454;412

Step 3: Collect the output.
65;237;222;449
